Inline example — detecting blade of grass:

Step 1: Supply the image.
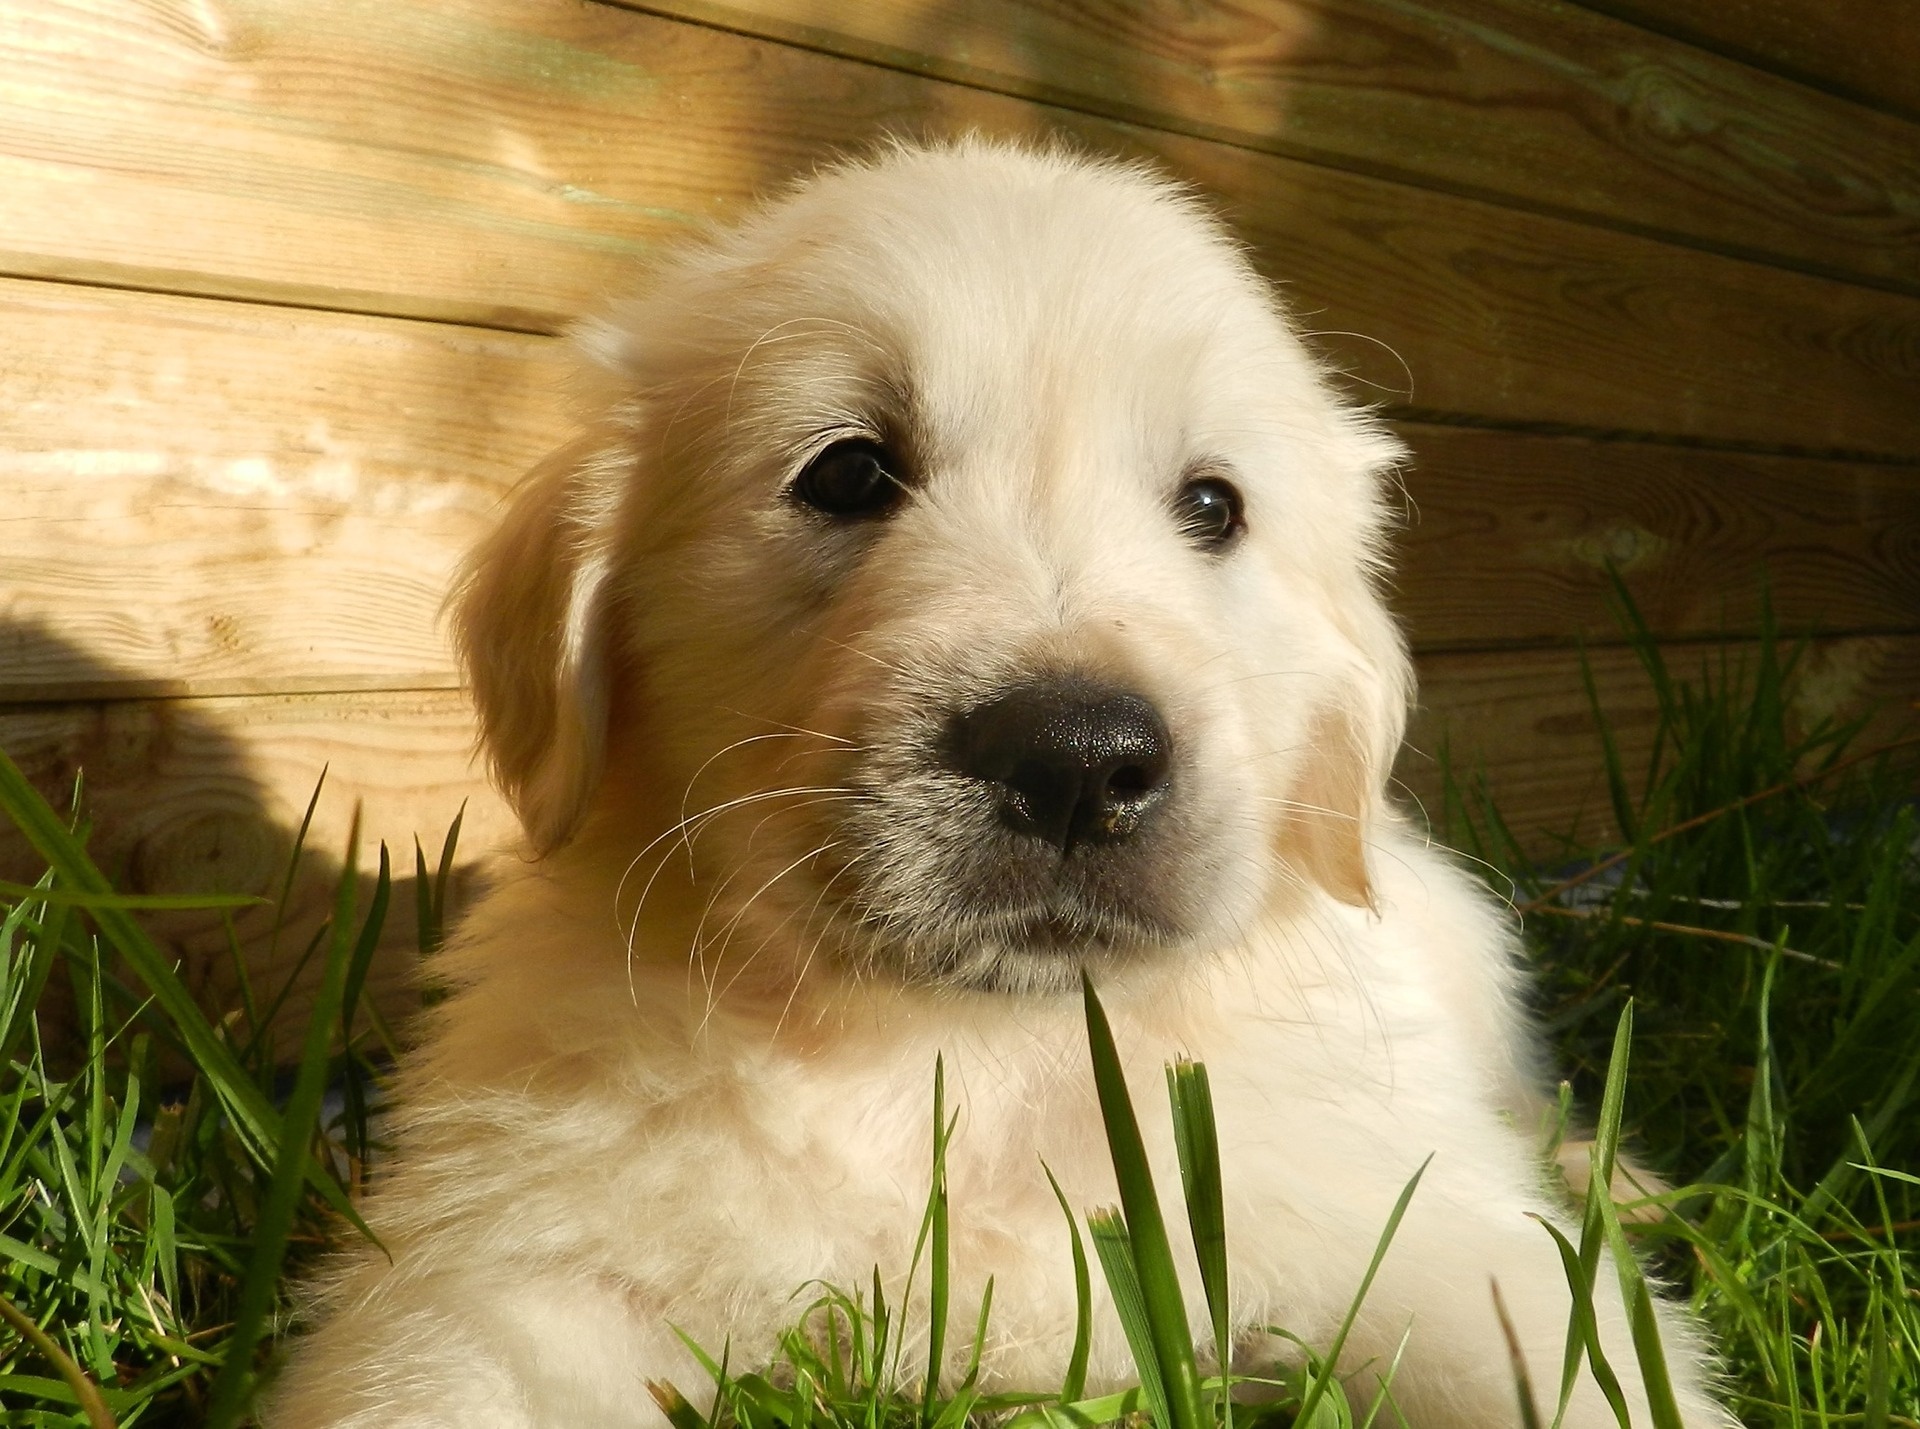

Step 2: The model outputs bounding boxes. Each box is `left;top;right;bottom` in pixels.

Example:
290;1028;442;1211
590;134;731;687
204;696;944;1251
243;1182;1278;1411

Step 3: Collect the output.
868;1266;888;1393
1043;1163;1092;1404
0;748;363;1230
220;908;261;1056
1533;1215;1631;1429
339;844;390;1047
1579;640;1639;843
1864;1311;1890;1429
1491;1278;1545;1429
339;844;392;1170
956;1276;995;1395
1293;1156;1430;1428
0;1293;117;1429
1615;1274;1685;1429
1168;1057;1231;1429
203;809;366;1429
1585;1008;1687;1429
1088;1208;1172;1429
648;1380;713;1429
0;882;261;911
1547;1003;1637;1429
0;883;59;1064
268;771;326;965
413;837;433;956
1356;1321;1416;1429
920;1055;951;1417
1081;975;1203;1429
417;802;465;958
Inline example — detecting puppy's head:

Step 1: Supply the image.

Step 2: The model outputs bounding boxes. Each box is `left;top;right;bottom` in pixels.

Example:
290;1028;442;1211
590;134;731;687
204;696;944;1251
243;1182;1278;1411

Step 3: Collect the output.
455;138;1410;994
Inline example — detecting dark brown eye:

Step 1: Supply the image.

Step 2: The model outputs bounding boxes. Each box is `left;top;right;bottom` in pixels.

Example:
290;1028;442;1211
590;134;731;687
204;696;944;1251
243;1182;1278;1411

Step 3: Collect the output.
1172;475;1245;548
791;439;904;519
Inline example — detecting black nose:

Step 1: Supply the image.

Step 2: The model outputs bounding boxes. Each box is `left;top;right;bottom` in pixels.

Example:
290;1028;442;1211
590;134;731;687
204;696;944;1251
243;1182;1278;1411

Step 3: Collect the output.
948;680;1172;852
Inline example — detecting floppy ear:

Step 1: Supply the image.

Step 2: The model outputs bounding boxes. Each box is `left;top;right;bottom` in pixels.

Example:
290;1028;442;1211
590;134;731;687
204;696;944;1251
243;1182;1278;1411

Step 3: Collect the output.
1283;707;1377;910
451;435;626;853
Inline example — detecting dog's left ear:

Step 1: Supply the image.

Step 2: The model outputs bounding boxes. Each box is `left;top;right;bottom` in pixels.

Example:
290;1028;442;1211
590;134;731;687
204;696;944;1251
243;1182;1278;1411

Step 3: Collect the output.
1283;708;1377;910
451;435;625;853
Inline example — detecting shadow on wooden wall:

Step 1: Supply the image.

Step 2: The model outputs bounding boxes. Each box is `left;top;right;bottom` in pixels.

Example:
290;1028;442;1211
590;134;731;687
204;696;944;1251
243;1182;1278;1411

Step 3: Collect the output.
0;617;477;1061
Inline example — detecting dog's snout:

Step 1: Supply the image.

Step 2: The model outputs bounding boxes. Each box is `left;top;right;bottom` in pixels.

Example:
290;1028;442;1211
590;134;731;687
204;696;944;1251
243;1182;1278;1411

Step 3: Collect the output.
950;681;1171;852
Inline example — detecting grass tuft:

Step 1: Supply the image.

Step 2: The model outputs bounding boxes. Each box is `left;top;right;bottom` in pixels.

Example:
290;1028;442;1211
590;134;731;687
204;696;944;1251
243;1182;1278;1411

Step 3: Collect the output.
1444;586;1919;1428
0;755;457;1425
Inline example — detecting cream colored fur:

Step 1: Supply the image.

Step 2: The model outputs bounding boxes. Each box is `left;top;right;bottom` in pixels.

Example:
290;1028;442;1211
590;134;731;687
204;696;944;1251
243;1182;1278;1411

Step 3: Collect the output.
268;139;1732;1428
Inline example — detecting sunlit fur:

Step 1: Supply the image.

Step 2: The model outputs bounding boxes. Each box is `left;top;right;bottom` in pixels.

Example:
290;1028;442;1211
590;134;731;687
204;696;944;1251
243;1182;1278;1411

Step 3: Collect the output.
270;139;1732;1428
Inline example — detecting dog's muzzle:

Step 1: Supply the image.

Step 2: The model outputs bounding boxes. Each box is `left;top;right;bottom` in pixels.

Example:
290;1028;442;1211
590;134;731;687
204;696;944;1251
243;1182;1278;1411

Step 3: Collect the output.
824;673;1195;988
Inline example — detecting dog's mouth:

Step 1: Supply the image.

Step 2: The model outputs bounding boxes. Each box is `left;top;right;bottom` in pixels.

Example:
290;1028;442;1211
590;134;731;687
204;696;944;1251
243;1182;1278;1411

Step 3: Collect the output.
812;810;1192;991
1015;909;1124;951
839;897;1176;993
958;898;1169;957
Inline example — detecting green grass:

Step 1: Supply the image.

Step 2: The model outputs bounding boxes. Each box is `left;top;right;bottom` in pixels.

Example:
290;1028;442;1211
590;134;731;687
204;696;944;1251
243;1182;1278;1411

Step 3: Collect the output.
0;595;1913;1426
0;766;458;1427
1439;598;1920;1429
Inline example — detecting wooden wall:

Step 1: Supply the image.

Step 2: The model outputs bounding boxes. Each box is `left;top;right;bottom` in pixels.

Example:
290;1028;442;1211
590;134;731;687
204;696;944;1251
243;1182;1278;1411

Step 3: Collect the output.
2;0;1916;1031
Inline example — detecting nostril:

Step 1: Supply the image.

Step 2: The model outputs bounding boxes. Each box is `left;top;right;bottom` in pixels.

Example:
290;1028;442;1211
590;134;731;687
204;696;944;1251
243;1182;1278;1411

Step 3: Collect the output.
1105;760;1159;798
947;678;1172;852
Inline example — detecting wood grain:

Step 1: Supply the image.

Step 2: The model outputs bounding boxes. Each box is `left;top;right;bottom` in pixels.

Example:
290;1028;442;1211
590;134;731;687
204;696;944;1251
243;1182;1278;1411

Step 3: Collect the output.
1206;160;1920;458
0;278;567;699
5;2;1920;452
2;279;1914;706
1580;0;1920;123
1391;427;1920;650
630;0;1920;293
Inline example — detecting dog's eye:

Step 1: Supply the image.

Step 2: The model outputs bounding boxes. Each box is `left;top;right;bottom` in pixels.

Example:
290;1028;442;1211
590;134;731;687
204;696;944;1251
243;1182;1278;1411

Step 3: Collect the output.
791;439;905;519
1172;475;1245;549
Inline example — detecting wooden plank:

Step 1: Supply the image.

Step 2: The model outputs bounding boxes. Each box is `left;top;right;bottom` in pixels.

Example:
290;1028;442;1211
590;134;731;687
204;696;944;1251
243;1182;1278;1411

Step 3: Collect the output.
1392;427;1920;650
0;278;567;700
3;280;1915;706
0;0;755;328
1401;635;1920;847
5;2;1920;453
0;689;514;1048
1212;163;1920;459
1580;0;1920;123
632;0;1920;295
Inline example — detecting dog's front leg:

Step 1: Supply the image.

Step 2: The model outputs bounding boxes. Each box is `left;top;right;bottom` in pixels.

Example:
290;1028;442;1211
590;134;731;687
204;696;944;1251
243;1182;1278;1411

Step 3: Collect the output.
266;1266;702;1429
1303;1196;1732;1429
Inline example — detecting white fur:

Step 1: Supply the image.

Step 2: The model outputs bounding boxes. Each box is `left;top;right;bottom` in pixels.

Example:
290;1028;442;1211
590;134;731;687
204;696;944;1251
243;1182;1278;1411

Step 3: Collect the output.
269;139;1732;1428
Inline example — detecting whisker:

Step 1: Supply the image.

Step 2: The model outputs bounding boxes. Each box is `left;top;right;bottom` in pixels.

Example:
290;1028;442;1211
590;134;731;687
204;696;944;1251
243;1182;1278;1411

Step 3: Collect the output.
678;733;824;859
744;792;863;850
1295;327;1415;400
771;846;879;1043
697;840;843;1035
616;782;854;928
726;317;879;427
615;782;861;1000
816;632;910;677
716;708;858;747
773;741;871;779
1255;795;1363;825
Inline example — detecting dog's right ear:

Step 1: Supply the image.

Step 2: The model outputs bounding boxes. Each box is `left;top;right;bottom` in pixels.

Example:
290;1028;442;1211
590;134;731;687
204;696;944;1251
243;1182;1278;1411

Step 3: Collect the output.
1282;707;1378;912
451;435;626;854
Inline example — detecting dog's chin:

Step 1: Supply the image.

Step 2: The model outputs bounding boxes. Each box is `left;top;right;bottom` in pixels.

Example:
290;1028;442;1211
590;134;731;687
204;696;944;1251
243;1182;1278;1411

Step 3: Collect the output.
836;898;1184;995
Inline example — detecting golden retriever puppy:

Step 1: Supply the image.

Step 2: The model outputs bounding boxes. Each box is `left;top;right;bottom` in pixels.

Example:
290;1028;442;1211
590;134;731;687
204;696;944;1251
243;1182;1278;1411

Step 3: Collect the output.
270;138;1730;1428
